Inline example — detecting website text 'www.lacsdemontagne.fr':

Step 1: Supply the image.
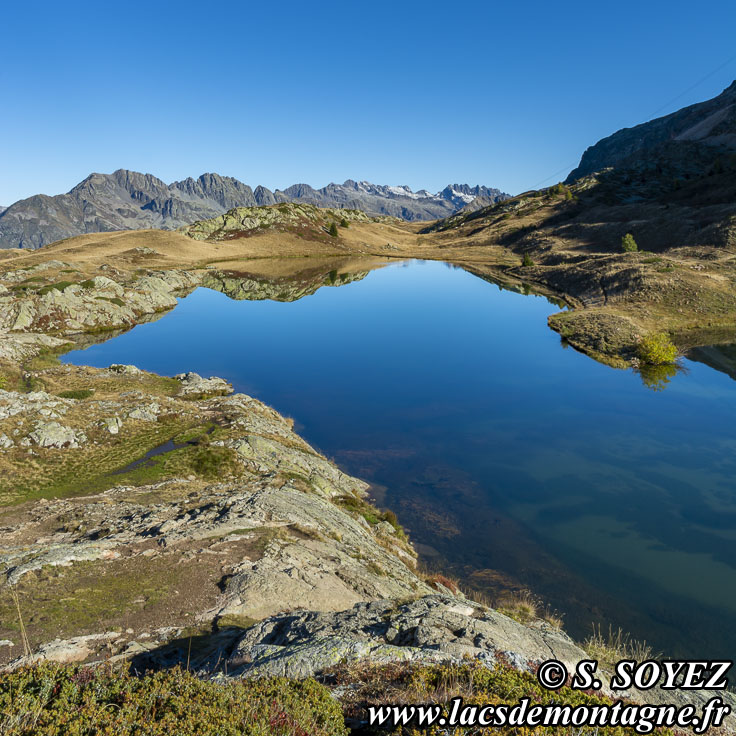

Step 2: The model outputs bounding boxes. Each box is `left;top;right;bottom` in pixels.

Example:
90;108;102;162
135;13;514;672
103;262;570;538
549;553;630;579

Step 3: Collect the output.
368;659;733;734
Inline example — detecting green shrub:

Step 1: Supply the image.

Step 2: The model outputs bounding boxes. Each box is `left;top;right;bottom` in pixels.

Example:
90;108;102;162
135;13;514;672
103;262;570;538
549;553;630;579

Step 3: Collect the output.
339;218;349;228
0;374;7;390
621;233;638;252
637;332;677;365
521;253;534;267
328;222;339;237
381;509;400;530
190;444;238;478
56;389;94;400
37;281;76;296
0;663;347;735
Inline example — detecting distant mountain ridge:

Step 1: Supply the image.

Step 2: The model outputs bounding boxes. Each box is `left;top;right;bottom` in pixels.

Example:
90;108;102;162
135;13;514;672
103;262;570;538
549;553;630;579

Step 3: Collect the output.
0;171;509;250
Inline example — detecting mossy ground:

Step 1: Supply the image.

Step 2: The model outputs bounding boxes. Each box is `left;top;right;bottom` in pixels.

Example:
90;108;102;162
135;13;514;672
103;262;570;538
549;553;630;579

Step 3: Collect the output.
0;362;240;506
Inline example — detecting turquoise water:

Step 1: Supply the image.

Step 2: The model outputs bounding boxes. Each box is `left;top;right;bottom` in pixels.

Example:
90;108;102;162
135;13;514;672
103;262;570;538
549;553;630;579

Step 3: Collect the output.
64;260;736;659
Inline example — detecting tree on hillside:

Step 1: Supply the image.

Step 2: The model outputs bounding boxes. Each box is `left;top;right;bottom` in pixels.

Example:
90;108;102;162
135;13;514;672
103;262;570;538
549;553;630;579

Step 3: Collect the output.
328;222;339;237
621;233;638;252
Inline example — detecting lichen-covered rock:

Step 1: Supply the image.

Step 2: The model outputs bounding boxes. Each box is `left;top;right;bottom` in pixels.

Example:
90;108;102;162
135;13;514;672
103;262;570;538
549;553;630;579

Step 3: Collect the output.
26;421;86;449
174;371;232;397
109;364;142;375
0;269;200;348
0;390;71;421
100;416;123;434
0;332;69;362
127;403;160;421
227;595;585;679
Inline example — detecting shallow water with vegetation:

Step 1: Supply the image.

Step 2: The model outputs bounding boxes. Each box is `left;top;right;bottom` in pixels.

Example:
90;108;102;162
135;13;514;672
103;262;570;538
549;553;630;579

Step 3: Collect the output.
64;260;736;659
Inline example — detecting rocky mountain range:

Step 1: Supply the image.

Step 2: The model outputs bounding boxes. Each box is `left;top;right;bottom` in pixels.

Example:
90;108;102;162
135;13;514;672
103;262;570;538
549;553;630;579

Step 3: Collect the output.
0;171;508;250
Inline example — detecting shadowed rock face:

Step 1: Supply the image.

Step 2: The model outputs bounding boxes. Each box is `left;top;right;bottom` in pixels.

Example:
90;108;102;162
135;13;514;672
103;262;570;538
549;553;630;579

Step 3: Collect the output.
0;171;508;250
567;80;736;182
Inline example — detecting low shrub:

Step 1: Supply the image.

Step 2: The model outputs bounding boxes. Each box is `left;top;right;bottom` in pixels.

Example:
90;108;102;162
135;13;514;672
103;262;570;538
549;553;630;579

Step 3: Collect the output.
190;445;238;478
522;253;534;267
0;663;347;736
584;624;656;671
37;281;75;296
425;573;460;594
636;332;677;365
496;589;539;624
56;389;94;400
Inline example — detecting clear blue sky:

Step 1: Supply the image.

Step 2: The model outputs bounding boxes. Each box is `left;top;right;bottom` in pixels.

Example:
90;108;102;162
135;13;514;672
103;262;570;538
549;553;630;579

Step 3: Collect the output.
2;0;735;204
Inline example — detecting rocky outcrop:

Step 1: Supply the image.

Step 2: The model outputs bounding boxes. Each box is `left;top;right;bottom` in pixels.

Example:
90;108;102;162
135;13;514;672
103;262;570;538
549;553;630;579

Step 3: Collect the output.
174;372;232;397
0;368;429;663
181;202;382;242
0;264;200;356
226;595;583;679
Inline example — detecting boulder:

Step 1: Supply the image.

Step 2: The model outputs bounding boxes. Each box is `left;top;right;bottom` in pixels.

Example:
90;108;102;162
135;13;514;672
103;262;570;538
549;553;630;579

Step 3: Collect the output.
174;371;232;397
226;595;585;679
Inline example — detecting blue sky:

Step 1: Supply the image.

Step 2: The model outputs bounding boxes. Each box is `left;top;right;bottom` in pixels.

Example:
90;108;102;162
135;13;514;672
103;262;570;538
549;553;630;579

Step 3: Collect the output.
2;0;735;204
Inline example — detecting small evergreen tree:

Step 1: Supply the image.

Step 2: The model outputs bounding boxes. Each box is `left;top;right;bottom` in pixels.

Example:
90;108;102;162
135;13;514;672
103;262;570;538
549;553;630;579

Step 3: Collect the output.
339;218;349;228
621;233;638;252
522;253;534;267
328;222;339;237
564;189;573;201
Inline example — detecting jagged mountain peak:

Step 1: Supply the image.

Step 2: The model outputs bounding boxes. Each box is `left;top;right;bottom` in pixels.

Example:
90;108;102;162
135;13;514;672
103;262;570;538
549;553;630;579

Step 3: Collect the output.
0;172;509;250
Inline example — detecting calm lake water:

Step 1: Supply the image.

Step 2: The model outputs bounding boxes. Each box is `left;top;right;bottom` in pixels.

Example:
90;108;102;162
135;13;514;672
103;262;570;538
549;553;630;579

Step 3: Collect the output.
64;260;736;659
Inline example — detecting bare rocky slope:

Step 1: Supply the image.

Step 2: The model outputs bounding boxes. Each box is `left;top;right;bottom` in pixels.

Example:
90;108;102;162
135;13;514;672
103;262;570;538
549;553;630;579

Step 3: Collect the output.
0;170;508;250
567;80;736;181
